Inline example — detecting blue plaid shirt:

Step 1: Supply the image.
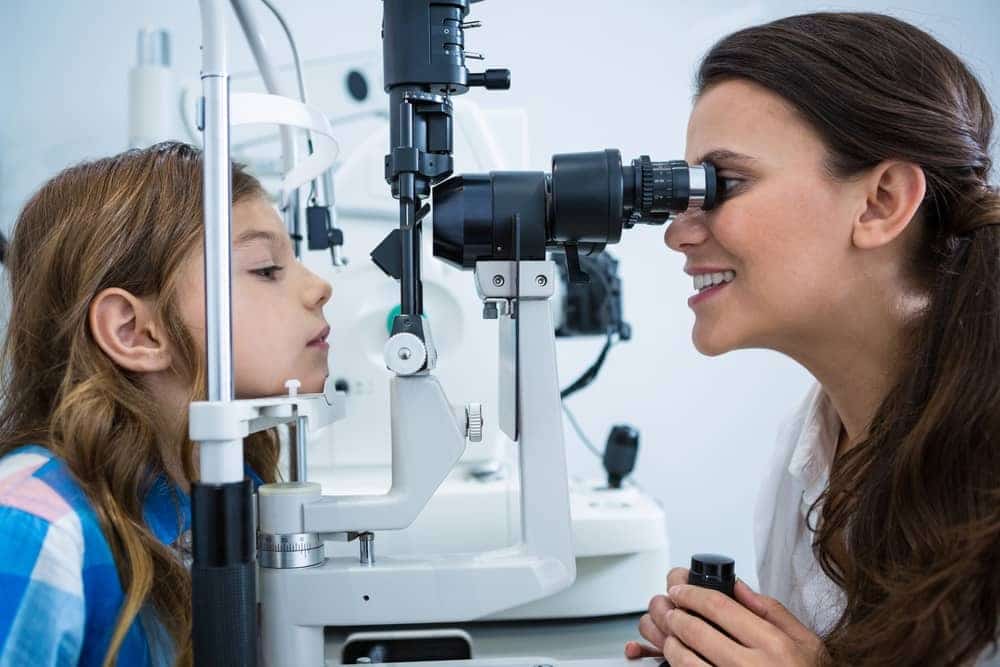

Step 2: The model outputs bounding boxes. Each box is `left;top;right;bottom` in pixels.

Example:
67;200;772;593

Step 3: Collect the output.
0;444;263;666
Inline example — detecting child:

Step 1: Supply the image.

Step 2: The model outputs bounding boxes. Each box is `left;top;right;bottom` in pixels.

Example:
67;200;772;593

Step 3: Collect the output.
0;141;332;666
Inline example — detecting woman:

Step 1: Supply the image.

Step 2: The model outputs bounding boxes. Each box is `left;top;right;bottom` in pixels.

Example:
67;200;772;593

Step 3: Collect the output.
626;12;999;667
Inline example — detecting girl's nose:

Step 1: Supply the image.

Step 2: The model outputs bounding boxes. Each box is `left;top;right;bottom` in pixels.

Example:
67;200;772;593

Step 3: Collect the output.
305;270;332;309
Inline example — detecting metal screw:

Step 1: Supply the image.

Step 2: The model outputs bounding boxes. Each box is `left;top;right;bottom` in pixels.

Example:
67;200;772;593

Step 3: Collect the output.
492;274;505;287
398;348;411;360
535;275;548;287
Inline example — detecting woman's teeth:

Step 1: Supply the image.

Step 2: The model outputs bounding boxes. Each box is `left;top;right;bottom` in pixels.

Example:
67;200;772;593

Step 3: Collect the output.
694;270;736;292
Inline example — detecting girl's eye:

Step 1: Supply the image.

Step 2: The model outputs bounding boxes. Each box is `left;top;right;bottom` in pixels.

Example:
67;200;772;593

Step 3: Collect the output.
252;265;284;280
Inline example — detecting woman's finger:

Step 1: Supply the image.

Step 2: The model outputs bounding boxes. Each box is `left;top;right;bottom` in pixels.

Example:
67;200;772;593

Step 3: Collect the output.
734;579;815;645
669;584;780;650
624;640;662;659
639;612;667;649
648;594;675;637
667;608;748;667
662;635;711;667
667;567;690;590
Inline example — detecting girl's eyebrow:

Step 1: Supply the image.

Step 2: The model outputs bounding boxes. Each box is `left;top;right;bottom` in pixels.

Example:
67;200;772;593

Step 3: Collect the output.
691;148;759;165
235;228;296;255
234;229;278;248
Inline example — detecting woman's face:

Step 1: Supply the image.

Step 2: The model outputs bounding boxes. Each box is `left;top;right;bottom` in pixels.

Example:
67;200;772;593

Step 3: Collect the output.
666;79;865;356
178;195;333;397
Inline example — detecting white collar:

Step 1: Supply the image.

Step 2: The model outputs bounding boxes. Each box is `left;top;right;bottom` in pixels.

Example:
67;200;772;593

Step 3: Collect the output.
787;383;842;513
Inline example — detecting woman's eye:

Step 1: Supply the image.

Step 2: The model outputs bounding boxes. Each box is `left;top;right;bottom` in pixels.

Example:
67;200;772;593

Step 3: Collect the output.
718;177;746;201
252;265;284;280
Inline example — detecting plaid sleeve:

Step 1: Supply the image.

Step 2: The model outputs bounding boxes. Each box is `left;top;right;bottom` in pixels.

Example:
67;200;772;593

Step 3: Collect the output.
0;465;86;667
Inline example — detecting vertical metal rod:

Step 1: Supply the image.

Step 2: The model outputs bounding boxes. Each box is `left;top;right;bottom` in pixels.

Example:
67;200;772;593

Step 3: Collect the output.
400;198;417;314
398;100;418;315
230;0;301;256
321;168;346;266
202;83;234;408
294;416;308;482
288;190;302;257
193;7;256;667
414;209;422;314
198;66;245;481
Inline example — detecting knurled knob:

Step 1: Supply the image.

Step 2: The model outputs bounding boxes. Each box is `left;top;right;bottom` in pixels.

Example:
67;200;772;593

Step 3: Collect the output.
639;155;654;213
466;403;483;443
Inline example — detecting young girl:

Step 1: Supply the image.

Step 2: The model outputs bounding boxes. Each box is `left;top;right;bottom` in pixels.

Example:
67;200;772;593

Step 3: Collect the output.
625;12;999;667
0;141;332;666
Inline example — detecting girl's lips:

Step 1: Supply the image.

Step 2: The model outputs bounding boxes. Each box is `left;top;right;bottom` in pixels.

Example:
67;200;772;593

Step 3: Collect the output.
688;281;730;307
307;325;331;347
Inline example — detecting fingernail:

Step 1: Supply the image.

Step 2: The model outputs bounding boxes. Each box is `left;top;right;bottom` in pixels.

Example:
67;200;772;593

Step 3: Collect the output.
668;585;684;597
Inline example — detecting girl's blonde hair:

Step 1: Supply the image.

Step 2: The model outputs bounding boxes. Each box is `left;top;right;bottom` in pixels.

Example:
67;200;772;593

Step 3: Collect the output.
0;141;280;666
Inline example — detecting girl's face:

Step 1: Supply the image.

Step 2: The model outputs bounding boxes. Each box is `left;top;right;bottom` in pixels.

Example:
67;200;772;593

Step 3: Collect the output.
179;196;332;397
666;79;868;357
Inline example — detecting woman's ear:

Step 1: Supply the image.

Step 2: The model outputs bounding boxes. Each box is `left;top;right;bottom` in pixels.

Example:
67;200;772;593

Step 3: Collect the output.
89;288;172;373
852;160;926;250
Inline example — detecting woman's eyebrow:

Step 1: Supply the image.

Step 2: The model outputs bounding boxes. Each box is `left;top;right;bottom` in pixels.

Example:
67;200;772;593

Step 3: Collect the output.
691;149;759;165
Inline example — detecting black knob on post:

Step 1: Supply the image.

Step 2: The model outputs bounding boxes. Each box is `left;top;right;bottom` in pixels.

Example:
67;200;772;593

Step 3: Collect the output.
468;68;511;89
603;424;639;488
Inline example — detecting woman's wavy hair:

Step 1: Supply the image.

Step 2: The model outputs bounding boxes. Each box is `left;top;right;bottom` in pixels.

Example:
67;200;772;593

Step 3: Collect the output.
698;12;1000;666
0;141;281;666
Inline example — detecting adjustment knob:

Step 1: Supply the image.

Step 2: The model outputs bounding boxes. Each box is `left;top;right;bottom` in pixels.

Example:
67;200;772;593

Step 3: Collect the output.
638;155;655;213
467;68;511;90
466;402;484;442
384;332;427;376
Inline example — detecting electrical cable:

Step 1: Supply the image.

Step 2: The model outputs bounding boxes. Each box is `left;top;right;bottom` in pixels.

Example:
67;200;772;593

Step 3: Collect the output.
561;400;650;496
559;257;620;399
259;0;308;106
259;0;326;208
561;401;603;460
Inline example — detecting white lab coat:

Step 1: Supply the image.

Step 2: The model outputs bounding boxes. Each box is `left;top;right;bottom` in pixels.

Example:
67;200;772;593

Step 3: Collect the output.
753;382;999;665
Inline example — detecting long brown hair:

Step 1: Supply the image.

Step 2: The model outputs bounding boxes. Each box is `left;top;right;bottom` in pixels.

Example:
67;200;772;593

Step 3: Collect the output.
0;142;281;666
697;13;1000;666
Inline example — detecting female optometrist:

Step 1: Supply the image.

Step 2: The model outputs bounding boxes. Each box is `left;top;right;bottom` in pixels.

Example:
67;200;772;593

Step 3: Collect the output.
625;12;1000;667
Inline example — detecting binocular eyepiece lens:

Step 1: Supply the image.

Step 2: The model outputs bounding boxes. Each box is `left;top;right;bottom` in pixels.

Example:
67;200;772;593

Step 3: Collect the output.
432;148;720;269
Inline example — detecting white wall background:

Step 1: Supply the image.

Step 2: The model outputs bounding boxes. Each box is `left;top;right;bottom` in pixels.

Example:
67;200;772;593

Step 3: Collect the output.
1;1;997;591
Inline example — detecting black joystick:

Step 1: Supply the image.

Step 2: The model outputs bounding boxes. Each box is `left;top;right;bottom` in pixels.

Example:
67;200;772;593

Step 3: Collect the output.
687;553;736;597
603;424;639;488
660;554;737;666
686;554;736;639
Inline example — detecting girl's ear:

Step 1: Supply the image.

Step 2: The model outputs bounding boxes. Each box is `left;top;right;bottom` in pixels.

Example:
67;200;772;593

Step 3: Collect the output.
89;288;172;373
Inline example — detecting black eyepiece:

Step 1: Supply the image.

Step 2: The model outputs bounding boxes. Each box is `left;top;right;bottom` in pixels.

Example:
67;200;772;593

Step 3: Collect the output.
431;148;718;269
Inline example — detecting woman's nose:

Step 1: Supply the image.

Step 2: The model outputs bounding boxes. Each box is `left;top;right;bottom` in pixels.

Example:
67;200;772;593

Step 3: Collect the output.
664;211;710;253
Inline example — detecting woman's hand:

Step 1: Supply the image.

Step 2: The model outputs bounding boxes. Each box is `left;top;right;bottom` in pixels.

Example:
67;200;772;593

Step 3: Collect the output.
625;566;691;659
625;569;827;666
